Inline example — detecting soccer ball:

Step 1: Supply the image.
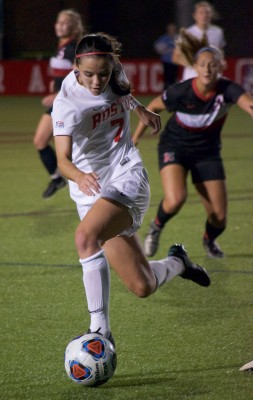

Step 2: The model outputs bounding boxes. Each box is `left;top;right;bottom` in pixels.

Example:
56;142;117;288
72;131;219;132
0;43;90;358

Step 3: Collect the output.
64;333;117;387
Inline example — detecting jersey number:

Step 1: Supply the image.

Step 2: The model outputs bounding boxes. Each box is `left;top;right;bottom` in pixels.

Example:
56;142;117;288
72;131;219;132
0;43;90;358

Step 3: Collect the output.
111;118;124;142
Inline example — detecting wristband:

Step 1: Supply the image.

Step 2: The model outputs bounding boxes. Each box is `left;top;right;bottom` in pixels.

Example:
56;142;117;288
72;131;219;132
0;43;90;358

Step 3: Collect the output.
130;96;141;110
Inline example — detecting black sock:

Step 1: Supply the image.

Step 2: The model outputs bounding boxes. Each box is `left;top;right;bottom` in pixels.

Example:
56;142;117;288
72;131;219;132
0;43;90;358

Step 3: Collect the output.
154;201;175;229
38;145;57;175
204;220;225;242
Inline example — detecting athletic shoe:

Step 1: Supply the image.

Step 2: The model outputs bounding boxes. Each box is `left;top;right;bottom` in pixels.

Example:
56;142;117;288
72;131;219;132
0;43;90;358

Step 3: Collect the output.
42;177;67;198
87;328;115;349
168;243;211;287
239;360;253;371
203;237;224;258
144;221;162;257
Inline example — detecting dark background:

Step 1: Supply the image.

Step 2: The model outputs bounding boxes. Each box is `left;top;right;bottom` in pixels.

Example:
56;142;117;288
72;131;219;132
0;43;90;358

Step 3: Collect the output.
2;0;253;59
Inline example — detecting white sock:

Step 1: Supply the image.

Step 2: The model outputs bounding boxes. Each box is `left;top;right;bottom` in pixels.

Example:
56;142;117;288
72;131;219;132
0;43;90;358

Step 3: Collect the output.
80;249;111;337
150;256;184;289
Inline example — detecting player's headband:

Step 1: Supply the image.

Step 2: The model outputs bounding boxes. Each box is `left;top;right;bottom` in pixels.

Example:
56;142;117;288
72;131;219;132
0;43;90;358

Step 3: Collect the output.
76;51;113;58
195;46;221;59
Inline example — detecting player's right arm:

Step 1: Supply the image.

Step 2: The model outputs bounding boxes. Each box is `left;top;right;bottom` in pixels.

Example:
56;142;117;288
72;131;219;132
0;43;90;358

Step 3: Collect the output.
132;95;166;145
54;135;100;196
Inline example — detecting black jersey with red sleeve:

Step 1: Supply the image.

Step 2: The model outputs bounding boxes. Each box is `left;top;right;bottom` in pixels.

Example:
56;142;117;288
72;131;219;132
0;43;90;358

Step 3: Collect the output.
160;77;245;155
48;39;77;91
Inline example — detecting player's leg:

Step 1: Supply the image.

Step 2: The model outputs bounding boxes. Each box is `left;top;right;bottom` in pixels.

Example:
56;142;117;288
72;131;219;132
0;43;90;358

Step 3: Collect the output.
33;112;66;198
195;179;227;257
192;157;227;257
144;164;188;257
76;197;210;344
104;233;210;297
76;198;133;341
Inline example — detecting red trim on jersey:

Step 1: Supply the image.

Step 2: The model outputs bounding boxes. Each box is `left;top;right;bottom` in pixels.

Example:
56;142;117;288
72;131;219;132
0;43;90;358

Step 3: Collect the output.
175;113;227;132
192;78;217;101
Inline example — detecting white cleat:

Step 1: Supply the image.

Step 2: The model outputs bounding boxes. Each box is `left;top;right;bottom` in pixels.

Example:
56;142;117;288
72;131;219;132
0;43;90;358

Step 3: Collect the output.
239;360;253;371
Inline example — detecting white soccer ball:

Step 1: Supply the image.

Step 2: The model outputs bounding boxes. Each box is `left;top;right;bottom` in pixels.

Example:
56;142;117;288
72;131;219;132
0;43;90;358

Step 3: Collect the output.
64;333;117;386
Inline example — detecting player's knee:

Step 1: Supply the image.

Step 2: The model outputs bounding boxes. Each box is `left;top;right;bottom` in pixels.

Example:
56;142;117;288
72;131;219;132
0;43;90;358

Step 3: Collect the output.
75;226;97;254
33;134;46;150
163;194;186;214
130;279;155;298
33;135;40;149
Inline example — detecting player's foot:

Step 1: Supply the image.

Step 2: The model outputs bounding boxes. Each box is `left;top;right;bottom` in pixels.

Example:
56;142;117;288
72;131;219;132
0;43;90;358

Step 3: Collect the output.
42;177;67;198
239;360;253;371
203;237;224;258
168;243;211;287
144;221;162;257
87;328;115;349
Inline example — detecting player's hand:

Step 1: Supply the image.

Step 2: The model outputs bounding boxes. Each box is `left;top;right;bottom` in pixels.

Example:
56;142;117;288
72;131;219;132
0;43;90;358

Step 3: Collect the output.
137;107;161;135
76;172;101;196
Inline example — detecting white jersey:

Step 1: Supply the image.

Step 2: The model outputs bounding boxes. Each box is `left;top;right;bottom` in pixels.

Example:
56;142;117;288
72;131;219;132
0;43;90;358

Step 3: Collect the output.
52;70;143;206
182;24;226;81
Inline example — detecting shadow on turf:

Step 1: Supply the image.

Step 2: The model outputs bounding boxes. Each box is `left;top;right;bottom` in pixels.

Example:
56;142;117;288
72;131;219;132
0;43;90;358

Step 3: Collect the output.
68;363;240;390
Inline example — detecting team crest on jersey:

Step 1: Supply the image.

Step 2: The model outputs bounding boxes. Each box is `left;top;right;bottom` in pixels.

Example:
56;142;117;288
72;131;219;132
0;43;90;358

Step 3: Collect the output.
163;152;175;163
56;121;64;128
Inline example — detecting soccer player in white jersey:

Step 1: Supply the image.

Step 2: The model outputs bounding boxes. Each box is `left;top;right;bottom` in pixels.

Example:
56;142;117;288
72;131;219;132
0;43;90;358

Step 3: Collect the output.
172;1;226;81
52;32;210;347
33;9;85;198
132;46;253;259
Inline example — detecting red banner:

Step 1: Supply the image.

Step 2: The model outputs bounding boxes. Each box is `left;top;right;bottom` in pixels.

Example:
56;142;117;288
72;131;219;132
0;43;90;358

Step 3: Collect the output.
0;58;253;96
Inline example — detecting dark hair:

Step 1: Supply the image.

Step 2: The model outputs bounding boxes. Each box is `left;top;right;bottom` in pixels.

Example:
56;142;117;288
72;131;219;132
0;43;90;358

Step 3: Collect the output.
75;32;131;95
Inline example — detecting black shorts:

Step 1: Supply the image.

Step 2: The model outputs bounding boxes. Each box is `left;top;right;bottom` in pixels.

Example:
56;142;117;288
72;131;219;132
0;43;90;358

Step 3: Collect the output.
158;146;226;184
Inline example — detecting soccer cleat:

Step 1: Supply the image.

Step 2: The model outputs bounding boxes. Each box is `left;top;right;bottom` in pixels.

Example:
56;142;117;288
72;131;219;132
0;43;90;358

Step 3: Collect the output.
203;237;224;258
239;360;253;371
144;221;162;257
42;177;67;198
87;328;115;349
168;243;211;287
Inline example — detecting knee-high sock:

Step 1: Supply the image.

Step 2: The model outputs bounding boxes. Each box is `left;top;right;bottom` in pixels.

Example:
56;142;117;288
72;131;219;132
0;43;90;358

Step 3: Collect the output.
204;220;225;242
38;145;59;177
155;200;176;228
150;256;184;289
80;249;111;337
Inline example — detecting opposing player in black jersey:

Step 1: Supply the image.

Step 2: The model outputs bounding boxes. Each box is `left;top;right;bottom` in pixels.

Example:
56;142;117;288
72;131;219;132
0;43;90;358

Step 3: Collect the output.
33;9;85;198
132;46;253;258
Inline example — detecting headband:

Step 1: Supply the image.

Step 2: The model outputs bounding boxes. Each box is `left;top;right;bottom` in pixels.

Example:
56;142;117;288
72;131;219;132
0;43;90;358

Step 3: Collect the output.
195;46;220;59
76;51;113;58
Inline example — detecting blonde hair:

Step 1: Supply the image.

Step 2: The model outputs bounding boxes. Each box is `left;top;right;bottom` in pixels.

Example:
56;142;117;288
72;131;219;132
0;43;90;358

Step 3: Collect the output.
193;1;220;21
193;1;213;12
58;9;85;42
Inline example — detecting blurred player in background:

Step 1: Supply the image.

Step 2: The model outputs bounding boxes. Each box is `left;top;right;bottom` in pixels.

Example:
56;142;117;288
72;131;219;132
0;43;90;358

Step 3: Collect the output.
132;46;253;258
153;22;179;88
33;9;85;198
172;1;226;81
52;32;210;346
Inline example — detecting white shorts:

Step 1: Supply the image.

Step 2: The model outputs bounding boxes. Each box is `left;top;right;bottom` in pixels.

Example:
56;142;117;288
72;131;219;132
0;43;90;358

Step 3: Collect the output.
76;163;150;237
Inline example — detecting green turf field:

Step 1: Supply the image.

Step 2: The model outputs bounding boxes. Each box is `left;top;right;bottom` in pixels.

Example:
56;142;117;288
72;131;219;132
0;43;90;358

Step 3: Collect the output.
0;96;252;399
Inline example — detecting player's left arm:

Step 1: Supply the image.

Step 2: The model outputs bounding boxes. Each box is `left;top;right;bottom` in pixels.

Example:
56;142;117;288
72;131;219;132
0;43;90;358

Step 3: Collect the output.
131;95;165;145
236;92;253;117
129;95;161;137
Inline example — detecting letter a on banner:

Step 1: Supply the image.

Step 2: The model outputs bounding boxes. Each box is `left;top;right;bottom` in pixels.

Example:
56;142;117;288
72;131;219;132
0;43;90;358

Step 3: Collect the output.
28;64;46;93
